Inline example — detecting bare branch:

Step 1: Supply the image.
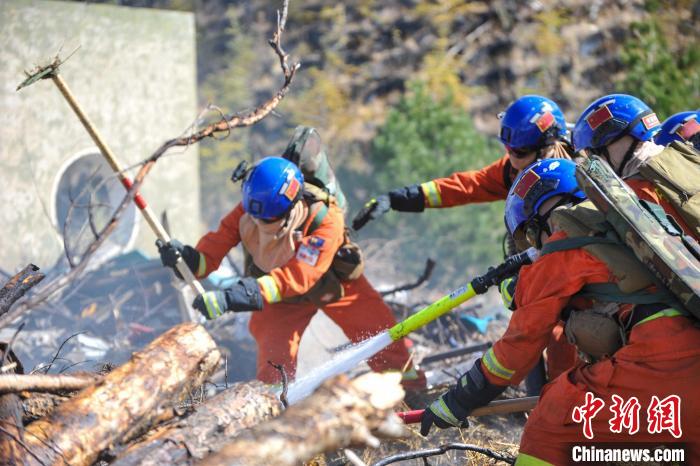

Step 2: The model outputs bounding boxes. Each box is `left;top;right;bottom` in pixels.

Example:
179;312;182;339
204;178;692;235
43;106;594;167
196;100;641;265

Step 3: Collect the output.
371;443;516;466
0;373;100;394
380;258;436;297
144;0;300;166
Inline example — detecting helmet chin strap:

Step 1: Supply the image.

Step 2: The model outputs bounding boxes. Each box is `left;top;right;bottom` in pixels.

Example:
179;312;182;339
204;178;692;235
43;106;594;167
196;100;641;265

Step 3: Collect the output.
597;138;639;176
616;139;640;176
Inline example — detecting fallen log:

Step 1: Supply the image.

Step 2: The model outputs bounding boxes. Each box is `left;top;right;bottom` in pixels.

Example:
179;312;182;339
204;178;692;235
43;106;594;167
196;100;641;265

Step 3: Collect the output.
20;392;71;423
0;322;220;466
0;373;100;394
200;373;407;466
0;264;45;318
112;381;283;466
0;345;23;465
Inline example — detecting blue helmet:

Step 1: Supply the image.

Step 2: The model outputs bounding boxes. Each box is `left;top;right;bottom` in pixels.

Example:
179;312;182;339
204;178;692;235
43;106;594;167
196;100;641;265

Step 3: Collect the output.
573;94;661;152
504;158;586;237
498;95;568;151
654;111;700;148
242;157;304;221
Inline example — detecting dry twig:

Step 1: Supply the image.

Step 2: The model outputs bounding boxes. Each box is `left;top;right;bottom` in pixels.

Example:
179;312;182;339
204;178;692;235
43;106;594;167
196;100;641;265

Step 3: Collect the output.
371;442;516;465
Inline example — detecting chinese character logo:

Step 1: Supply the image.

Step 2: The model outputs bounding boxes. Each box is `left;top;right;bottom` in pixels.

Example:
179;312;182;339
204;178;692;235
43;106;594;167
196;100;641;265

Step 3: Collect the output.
572;392;605;440
609;394;641;435
647;395;682;438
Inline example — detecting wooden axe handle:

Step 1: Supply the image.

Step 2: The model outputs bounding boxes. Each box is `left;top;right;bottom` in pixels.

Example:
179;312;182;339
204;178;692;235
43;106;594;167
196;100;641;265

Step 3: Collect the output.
397;396;539;424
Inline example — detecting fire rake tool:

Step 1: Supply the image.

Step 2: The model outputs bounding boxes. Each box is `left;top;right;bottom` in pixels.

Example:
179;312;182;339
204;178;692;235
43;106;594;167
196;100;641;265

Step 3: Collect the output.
17;58;204;322
397;396;539;424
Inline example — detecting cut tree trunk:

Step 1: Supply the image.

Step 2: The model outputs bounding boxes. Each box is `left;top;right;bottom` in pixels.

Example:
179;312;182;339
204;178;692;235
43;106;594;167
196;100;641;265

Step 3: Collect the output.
112;381;283;466
0;373;100;394
200;373;407;466
0;322;220;466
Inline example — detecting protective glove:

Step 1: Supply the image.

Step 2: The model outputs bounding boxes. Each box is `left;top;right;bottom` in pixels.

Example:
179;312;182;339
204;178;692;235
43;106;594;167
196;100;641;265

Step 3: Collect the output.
499;274;518;311
155;239;201;279
192;277;263;320
352;185;425;231
351;195;391;231
420;360;506;436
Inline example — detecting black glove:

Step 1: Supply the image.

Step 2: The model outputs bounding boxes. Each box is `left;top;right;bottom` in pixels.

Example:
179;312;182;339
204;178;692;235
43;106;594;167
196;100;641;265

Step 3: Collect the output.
192;277;263;320
156;239;200;279
352;185;426;231
420;360;506;436
352;195;391;230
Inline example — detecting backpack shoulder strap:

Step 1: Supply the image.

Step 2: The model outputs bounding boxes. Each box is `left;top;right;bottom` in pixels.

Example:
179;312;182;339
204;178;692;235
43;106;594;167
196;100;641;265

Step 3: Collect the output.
540;236;619;256
300;200;329;236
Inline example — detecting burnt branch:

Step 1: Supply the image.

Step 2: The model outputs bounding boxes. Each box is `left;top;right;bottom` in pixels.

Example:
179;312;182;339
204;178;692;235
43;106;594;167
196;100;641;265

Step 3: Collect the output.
0;265;45;318
371;443;516;466
380;259;436;297
268;360;289;408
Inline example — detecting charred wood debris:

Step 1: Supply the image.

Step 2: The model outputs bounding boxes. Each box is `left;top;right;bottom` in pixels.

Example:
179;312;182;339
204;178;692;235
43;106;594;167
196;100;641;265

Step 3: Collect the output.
1;1;520;464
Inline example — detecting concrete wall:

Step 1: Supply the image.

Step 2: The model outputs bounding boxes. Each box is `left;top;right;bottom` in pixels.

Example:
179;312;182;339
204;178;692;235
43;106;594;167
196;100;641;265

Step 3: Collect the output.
0;0;200;274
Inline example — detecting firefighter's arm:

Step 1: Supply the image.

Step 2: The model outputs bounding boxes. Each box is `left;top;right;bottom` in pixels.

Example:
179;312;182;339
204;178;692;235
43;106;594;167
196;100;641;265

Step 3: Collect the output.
482;245;610;387
194;203;245;278
258;205;345;303
420;155;511;208
352;156;511;230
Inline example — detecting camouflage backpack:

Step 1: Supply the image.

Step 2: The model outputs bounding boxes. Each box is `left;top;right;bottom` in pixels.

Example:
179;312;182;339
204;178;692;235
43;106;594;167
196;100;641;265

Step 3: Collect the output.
282;126;348;213
638;141;700;239
542;156;700;319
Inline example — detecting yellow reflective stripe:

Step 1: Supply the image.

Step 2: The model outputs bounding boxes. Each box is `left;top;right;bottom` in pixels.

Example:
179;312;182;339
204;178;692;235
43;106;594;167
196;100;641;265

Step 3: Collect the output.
257;275;281;303
204;292;222;318
634;308;683;327
482;348;515;381
420;181;442;207
515;453;554;466
434;398;460;426
500;277;515;308
197;253;207;277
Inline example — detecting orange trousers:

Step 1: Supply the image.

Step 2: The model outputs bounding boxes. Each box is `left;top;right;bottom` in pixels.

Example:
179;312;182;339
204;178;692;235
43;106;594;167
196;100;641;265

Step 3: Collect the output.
249;274;418;384
518;316;700;465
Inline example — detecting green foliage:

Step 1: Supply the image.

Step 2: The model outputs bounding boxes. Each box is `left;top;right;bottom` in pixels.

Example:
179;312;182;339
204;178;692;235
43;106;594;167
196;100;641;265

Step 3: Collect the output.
617;19;700;119
363;83;505;283
197;5;260;227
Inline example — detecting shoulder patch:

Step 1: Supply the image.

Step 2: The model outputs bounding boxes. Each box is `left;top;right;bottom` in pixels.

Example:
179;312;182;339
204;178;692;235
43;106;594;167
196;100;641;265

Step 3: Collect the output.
296;243;320;266
308;236;325;248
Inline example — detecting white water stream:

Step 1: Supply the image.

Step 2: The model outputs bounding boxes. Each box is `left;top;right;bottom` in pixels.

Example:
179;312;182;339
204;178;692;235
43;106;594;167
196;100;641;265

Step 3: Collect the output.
285;331;394;405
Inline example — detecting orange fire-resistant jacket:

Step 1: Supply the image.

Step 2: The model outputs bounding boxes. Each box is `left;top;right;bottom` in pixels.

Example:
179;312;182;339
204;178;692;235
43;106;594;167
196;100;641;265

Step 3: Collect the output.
419;155;514;208
194;201;345;304
480;231;614;386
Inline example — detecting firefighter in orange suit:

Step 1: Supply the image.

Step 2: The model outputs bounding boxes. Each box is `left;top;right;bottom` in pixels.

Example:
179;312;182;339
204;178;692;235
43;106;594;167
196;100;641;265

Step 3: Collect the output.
420;159;700;465
353;95;578;389
158;156;425;388
573;94;699;241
